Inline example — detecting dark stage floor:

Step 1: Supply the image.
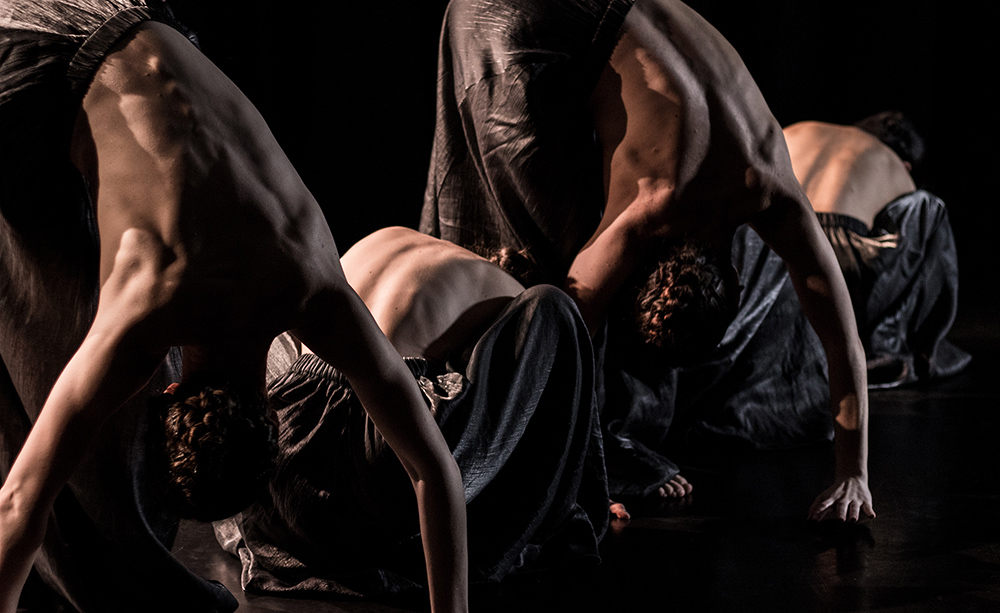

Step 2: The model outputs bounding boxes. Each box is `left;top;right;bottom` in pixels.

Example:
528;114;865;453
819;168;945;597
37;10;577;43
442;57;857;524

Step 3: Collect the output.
160;334;1000;612
17;331;997;612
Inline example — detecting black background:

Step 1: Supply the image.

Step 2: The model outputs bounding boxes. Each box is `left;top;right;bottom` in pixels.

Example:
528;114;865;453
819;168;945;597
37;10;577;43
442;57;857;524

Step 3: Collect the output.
172;0;995;347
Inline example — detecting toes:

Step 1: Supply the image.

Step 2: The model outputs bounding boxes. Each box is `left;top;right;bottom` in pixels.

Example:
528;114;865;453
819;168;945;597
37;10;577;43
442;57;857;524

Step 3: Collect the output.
610;501;631;520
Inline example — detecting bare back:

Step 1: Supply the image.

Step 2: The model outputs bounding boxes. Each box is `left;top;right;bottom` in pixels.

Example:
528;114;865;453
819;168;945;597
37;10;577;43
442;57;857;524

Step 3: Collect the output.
341;228;524;360
784;121;916;228
72;22;345;349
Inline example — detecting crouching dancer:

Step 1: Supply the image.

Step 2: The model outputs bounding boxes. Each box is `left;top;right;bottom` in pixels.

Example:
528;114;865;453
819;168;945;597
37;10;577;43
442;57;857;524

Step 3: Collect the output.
216;227;609;597
784;114;970;387
0;3;467;612
422;0;873;520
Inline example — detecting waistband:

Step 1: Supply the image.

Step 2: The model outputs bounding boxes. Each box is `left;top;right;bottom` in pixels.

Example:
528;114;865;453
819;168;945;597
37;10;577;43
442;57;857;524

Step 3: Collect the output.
285;354;435;385
68;5;187;97
815;211;870;237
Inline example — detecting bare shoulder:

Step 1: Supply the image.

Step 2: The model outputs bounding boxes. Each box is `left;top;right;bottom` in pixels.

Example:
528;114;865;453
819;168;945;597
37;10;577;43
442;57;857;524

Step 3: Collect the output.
783;121;833;143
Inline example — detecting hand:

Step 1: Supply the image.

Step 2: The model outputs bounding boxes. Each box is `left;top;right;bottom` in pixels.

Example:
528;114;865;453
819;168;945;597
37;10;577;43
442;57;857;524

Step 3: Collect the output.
809;475;875;522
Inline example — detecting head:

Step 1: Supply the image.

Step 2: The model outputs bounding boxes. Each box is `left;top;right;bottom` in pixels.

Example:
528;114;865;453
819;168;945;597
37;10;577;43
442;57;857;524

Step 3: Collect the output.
477;244;546;287
854;111;926;177
626;240;741;365
154;377;278;521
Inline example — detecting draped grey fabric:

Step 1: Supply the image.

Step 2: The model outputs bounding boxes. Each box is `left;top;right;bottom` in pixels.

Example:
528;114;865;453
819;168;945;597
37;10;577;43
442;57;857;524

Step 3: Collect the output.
603;193;969;497
418;0;970;500
217;285;608;595
818;190;969;387
0;2;234;610
421;0;635;284
417;0;828;498
599;226;833;496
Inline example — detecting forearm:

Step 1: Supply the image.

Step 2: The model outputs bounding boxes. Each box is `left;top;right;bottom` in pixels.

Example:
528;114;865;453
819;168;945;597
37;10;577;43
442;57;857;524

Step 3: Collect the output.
0;403;104;613
0;486;48;613
370;367;469;612
752;199;869;477
789;245;869;479
414;457;469;613
0;326;163;609
308;306;470;611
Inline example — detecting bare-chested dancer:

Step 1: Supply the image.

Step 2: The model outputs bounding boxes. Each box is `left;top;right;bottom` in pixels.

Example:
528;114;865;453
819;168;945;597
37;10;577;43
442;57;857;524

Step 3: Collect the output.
0;14;466;613
345;228;628;520
220;227;612;593
783;116;968;386
423;0;873;520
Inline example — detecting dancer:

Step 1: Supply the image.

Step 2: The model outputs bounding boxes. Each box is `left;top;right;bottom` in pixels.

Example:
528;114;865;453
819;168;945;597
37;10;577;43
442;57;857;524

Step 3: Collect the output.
422;0;873;521
0;3;466;612
785;114;970;386
216;227;609;596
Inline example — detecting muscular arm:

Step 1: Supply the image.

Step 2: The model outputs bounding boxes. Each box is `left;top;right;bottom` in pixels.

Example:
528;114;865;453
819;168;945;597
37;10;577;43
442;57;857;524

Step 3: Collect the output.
750;195;874;521
0;240;170;613
295;285;468;613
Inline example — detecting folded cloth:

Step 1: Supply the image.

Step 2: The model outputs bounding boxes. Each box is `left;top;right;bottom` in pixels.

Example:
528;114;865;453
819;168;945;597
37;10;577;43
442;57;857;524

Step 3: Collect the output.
217;285;609;595
818;190;970;387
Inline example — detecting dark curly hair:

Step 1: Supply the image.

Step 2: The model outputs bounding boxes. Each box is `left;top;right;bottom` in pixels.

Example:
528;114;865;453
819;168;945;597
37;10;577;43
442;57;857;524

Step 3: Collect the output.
153;379;278;522
854;111;926;177
629;240;740;365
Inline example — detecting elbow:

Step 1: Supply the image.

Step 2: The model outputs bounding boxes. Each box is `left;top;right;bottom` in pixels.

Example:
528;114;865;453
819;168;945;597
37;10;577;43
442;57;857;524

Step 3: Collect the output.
406;443;463;499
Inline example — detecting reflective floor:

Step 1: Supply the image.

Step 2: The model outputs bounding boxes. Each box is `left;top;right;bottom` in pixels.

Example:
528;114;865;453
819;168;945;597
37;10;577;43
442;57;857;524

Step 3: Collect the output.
19;328;999;613
162;344;1000;612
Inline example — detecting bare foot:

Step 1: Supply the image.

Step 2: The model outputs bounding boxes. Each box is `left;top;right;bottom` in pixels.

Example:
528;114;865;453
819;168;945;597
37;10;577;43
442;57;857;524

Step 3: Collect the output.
657;474;693;498
609;500;631;520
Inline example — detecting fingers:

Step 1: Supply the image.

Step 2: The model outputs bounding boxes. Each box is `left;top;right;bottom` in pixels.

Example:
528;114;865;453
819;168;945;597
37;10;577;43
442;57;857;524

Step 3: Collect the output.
809;488;875;522
809;495;835;519
847;499;862;522
862;500;876;519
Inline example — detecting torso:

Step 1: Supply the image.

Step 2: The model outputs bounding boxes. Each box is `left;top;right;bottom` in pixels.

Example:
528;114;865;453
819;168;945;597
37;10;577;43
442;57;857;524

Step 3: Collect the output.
589;0;804;247
783;121;915;228
72;22;344;349
341;227;524;360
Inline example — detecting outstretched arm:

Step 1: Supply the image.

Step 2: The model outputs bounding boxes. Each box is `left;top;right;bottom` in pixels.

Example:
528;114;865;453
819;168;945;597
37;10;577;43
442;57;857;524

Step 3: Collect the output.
0;269;167;612
295;285;469;613
750;195;875;522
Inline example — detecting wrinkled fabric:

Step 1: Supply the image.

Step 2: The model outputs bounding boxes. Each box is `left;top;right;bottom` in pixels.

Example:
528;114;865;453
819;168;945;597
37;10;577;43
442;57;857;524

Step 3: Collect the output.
421;0;635;284
216;285;608;595
600;226;833;496
0;2;234;611
419;0;968;501
418;0;831;499
818;190;970;387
